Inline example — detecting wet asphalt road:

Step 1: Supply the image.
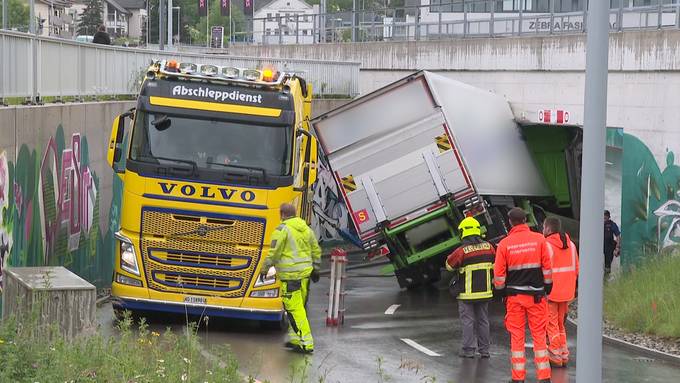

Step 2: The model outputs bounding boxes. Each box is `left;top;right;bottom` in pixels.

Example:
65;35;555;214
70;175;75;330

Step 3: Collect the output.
99;264;680;383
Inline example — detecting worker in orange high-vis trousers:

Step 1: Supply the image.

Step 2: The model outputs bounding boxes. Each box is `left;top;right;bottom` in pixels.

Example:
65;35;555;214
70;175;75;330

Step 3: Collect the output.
542;217;579;368
494;207;553;383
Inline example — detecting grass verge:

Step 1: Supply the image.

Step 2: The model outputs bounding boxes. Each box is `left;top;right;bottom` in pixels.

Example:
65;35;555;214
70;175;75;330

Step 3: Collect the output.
0;311;244;382
604;255;680;338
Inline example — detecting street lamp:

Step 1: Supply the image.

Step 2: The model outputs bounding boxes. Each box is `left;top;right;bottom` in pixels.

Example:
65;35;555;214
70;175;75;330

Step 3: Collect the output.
172;6;180;44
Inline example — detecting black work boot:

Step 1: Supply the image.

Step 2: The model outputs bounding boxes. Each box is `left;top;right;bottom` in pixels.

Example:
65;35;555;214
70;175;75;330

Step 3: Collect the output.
538;379;552;383
293;345;313;354
508;380;524;383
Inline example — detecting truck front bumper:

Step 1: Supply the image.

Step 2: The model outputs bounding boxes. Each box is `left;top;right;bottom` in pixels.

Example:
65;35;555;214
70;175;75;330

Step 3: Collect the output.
112;296;284;322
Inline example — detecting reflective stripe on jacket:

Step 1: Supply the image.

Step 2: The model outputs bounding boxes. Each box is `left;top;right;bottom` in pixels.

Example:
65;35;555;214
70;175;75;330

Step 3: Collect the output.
263;217;321;280
546;232;579;302
445;237;495;301
494;224;552;296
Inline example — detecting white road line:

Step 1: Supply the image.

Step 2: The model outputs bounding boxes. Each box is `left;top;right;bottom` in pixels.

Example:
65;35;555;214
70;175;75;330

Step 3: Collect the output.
384;304;401;315
400;338;442;357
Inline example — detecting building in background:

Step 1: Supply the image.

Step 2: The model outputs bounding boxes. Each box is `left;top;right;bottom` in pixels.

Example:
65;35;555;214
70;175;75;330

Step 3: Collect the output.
253;0;318;44
379;0;677;40
70;0;146;40
112;0;146;39
35;0;76;38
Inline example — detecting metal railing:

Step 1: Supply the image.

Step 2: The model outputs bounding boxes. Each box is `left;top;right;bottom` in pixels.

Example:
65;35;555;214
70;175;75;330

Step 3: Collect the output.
0;29;360;102
224;1;680;44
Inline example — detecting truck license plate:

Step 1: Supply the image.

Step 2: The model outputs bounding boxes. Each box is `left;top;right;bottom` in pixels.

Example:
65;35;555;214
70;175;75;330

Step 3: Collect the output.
183;296;207;305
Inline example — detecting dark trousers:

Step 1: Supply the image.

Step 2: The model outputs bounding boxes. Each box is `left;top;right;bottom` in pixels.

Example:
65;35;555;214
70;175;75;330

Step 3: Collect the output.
458;300;490;354
604;248;615;272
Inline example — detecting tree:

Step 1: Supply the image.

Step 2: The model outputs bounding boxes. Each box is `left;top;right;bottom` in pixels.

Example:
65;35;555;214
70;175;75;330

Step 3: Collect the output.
77;0;104;36
0;0;29;31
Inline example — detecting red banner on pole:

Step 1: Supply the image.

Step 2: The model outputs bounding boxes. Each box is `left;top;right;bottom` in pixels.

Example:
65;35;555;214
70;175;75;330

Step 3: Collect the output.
244;0;253;17
220;0;230;17
198;0;208;17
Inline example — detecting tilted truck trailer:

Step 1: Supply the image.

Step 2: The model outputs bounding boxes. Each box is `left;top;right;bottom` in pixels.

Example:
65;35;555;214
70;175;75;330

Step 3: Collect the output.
311;71;582;288
106;59;319;327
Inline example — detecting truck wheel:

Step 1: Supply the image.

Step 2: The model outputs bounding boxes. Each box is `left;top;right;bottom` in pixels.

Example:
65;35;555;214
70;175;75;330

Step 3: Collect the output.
405;279;422;290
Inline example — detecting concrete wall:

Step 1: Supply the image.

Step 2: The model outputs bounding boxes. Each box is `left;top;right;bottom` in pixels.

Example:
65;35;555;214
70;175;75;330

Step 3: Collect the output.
311;98;351;118
0;101;135;291
230;30;680;72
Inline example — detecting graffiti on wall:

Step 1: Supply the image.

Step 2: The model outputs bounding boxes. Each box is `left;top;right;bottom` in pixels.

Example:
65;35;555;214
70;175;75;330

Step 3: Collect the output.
0;125;122;292
311;154;357;245
0;152;13;289
621;134;680;266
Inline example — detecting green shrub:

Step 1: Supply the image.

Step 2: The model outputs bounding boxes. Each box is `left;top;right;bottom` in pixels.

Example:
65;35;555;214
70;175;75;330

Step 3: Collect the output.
604;255;680;338
0;311;244;382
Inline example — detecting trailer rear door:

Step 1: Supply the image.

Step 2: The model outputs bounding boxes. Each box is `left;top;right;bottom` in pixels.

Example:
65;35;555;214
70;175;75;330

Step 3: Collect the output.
312;74;474;240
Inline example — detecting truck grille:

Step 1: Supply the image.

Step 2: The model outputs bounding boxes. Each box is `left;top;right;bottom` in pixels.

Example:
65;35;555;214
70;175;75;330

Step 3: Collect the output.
152;271;243;292
140;207;265;298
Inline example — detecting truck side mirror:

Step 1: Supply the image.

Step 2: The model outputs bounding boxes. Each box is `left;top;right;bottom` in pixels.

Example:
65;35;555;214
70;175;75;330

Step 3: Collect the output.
107;109;134;171
294;128;318;191
308;136;318;186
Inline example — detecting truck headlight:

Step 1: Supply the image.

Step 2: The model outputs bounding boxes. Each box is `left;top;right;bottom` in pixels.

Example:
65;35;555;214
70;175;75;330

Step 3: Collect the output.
115;232;139;276
254;266;277;287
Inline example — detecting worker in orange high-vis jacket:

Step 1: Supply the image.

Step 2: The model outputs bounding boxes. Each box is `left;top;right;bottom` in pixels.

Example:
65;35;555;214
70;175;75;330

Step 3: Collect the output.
494;207;553;383
543;217;579;368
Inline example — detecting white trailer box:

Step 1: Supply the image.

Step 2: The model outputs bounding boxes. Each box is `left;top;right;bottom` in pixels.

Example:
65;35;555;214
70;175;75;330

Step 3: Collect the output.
312;71;550;241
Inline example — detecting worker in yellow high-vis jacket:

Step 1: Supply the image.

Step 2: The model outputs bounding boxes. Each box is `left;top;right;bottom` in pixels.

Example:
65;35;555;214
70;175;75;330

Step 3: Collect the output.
262;203;321;354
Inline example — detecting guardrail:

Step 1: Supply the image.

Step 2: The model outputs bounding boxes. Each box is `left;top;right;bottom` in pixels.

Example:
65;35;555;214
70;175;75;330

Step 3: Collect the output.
0;29;360;102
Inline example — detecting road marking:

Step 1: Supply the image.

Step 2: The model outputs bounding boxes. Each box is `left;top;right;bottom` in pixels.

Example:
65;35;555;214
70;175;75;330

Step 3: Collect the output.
384;304;401;315
400;338;441;357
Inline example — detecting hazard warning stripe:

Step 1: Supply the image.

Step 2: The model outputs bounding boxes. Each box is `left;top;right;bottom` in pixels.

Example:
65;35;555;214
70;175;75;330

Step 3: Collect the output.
341;175;357;193
435;134;452;153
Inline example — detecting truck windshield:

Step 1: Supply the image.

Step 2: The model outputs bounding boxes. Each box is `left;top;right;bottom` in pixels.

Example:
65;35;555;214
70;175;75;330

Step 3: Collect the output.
129;111;293;179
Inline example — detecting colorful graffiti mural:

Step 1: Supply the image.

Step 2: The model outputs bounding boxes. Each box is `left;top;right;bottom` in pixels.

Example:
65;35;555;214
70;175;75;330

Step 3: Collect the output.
621;134;680;267
311;154;357;245
0;125;122;293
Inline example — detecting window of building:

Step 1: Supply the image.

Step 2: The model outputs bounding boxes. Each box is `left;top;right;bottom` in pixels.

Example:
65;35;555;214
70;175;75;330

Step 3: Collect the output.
267;13;273;21
632;0;674;5
274;28;279;35
552;0;584;12
284;29;290;35
265;28;271;35
302;29;308;35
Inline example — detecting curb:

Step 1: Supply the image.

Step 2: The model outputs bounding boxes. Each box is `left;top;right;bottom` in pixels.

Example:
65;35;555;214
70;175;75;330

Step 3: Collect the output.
96;294;111;307
566;317;680;366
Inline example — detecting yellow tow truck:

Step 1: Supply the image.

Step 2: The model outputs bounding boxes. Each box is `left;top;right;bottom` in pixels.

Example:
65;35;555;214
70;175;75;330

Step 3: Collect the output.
107;60;318;327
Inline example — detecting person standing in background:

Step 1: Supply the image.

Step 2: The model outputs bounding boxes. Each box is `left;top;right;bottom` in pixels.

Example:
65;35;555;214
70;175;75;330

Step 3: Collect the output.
603;210;621;276
93;25;111;45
